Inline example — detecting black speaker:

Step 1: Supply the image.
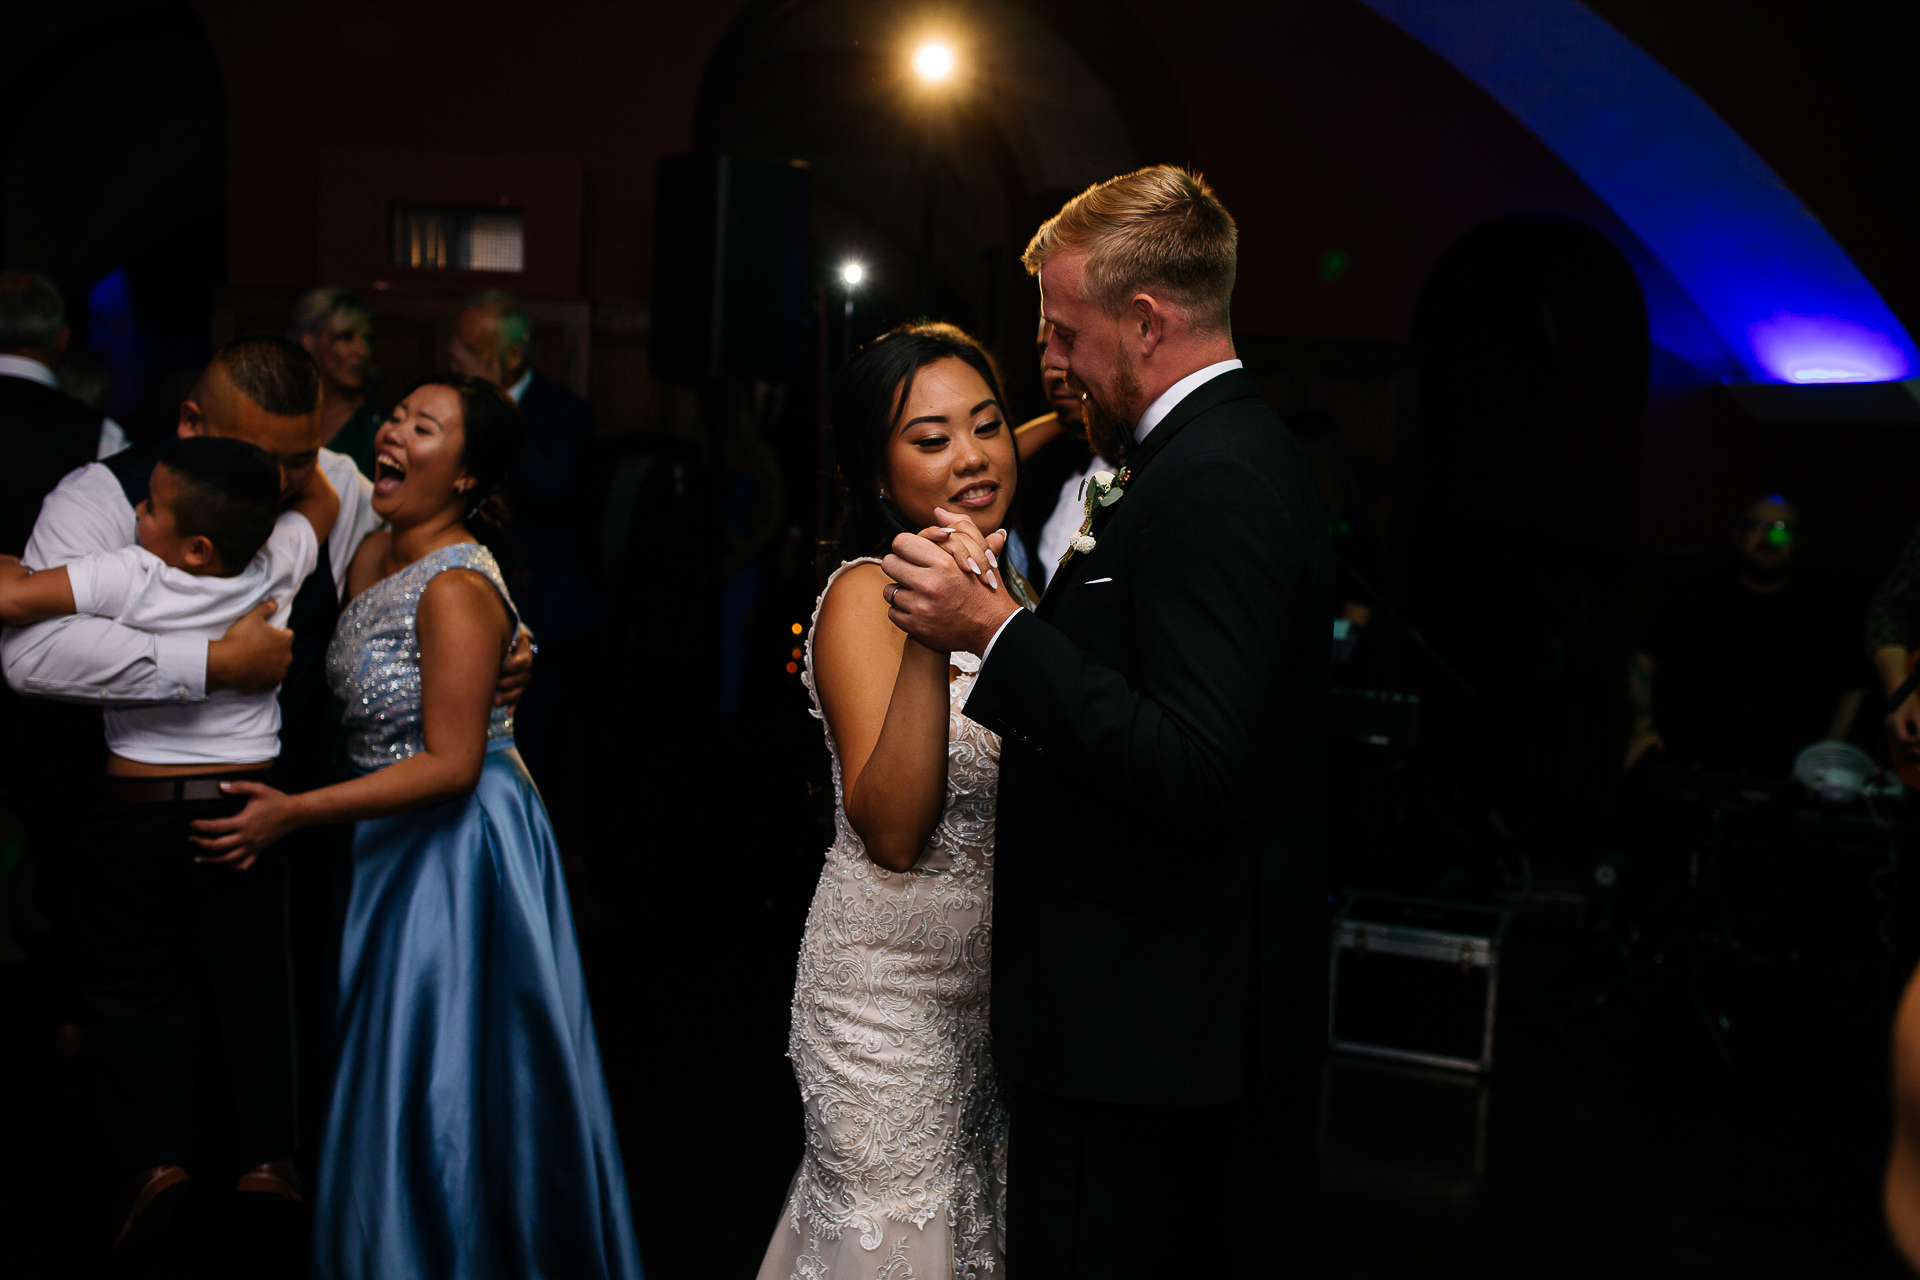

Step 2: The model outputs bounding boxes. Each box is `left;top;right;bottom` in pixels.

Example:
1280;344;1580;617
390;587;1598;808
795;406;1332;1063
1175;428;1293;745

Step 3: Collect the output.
650;153;810;382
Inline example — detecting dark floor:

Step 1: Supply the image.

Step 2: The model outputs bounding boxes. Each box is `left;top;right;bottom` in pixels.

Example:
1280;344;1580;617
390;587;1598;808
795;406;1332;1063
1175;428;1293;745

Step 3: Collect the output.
2;719;1916;1278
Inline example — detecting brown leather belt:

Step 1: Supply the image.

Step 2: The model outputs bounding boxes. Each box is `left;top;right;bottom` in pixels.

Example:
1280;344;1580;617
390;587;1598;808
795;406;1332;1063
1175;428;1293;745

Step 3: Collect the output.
103;778;241;804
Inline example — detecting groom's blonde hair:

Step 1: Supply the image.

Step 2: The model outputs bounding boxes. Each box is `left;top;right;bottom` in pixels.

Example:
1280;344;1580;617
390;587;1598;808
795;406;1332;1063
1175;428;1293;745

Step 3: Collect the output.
1022;165;1237;335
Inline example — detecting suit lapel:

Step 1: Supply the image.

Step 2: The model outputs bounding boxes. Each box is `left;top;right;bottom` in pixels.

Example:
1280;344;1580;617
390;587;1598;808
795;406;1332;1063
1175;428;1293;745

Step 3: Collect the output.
1036;469;1129;617
1036;368;1265;617
1125;368;1265;475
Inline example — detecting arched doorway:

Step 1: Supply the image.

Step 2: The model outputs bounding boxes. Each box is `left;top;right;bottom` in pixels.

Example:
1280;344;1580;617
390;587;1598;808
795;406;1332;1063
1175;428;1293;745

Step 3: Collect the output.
1404;215;1649;849
691;0;1164;402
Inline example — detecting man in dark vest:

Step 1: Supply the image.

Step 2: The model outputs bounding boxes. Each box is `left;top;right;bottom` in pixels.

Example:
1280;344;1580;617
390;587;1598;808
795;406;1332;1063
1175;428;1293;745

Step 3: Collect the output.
884;167;1330;1277
0;269;127;552
2;335;531;1248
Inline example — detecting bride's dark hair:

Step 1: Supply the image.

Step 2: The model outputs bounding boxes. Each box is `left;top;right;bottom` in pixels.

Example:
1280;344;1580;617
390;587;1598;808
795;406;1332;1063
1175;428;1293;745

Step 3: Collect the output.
401;373;527;584
830;322;1018;565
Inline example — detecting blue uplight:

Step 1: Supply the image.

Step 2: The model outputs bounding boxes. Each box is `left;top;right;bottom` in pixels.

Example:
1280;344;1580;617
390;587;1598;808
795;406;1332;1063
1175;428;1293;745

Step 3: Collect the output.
87;267;143;419
1748;313;1910;384
1361;0;1920;386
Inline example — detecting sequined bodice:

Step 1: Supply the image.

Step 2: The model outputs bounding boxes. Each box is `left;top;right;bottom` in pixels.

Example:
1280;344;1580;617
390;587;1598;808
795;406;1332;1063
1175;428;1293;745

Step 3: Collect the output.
326;542;519;772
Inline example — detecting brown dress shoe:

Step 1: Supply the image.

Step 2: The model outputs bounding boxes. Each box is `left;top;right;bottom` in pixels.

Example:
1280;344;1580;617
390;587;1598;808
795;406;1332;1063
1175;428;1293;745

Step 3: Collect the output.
113;1165;190;1251
236;1159;304;1203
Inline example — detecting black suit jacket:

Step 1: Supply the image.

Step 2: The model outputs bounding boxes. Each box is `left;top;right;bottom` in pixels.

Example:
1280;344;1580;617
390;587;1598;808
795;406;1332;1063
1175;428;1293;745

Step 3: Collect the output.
0;373;105;556
963;368;1330;1106
513;373;603;643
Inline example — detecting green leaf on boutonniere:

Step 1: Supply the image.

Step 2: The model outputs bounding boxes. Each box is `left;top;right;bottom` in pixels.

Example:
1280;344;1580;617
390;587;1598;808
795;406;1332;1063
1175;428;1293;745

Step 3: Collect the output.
1098;488;1125;507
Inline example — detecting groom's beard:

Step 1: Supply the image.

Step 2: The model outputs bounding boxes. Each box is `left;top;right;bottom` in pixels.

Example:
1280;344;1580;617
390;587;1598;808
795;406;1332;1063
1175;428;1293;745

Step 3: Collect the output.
1081;362;1140;462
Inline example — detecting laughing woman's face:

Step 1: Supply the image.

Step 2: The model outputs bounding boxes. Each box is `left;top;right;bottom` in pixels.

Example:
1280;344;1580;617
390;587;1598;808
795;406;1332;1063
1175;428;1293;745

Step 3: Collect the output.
883;357;1016;535
371;385;473;526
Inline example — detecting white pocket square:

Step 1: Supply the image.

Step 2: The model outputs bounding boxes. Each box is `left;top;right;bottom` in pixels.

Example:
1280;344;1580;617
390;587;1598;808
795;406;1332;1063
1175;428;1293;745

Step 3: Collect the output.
1084;577;1115;585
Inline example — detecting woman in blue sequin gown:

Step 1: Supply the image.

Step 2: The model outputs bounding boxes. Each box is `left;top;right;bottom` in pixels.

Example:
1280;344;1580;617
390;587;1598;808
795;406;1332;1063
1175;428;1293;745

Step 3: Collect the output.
190;375;641;1279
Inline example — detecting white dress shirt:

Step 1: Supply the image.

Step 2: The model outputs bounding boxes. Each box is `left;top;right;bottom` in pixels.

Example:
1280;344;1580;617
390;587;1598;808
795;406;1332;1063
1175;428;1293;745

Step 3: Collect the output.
66;514;316;765
1;448;381;706
981;358;1242;661
1132;359;1243;444
507;369;533;403
0;354;127;458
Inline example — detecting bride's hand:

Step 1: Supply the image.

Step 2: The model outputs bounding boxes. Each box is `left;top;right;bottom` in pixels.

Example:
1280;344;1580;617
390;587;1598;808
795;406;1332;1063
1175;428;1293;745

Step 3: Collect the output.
188;781;302;870
919;508;1008;593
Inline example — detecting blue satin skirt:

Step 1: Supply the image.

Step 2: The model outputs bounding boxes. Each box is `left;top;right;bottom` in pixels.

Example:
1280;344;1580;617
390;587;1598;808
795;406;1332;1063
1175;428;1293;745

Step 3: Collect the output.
313;746;642;1279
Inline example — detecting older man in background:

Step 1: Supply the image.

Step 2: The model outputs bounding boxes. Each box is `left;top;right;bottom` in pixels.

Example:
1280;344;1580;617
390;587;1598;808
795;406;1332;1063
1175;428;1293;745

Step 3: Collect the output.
448;290;601;837
290;285;382;480
1;271;128;550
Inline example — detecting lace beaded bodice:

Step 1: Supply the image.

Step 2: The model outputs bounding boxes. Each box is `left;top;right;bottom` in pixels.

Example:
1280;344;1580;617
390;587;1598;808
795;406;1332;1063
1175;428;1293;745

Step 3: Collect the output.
325;542;519;773
765;558;1006;1279
803;562;1002;884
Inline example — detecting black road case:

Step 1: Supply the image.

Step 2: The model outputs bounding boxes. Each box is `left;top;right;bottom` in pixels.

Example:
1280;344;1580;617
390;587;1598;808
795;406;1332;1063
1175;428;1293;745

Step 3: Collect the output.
1329;894;1510;1074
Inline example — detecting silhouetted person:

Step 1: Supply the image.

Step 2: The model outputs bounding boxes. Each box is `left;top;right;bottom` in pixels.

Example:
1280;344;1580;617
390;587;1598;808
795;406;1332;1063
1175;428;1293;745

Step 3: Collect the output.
1628;495;1862;776
446;291;601;811
291;286;381;479
56;347;113;413
0;270;132;1074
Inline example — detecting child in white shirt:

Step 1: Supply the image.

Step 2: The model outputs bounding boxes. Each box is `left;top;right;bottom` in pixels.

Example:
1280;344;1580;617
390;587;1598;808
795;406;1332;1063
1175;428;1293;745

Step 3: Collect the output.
0;435;339;769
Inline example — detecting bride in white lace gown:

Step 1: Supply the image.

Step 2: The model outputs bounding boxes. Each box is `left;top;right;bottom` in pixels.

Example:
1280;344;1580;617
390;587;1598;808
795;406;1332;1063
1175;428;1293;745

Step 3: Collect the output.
760;326;1030;1280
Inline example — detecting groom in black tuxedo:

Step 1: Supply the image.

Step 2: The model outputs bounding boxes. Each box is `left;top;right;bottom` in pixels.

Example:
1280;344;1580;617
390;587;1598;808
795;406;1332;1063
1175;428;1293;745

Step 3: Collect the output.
885;166;1329;1276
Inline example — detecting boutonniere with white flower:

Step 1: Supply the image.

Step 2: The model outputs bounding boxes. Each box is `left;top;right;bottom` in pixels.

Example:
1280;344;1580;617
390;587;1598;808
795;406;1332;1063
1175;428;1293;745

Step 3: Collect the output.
1058;466;1132;567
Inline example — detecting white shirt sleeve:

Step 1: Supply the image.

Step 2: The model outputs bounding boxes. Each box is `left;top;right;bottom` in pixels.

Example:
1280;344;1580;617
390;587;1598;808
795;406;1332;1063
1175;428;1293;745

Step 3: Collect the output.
262;511;321;627
63;513;316;633
97;417;128;460
65;546;163;620
319;448;382;600
1;464;208;705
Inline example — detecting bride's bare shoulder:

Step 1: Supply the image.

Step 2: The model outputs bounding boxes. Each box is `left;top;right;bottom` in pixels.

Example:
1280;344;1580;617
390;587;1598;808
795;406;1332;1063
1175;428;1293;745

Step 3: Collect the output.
814;561;900;664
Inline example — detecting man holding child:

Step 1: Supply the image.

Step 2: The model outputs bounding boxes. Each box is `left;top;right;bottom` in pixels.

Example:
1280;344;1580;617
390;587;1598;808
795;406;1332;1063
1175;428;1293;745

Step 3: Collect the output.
0;337;528;1248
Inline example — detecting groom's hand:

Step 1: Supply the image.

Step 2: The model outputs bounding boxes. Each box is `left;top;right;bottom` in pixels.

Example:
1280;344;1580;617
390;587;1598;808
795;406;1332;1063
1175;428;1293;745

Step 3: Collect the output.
884;526;1020;656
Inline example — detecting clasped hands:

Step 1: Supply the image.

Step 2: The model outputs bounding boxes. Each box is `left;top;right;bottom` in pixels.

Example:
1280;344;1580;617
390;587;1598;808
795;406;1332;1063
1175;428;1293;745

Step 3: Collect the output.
883;509;1022;656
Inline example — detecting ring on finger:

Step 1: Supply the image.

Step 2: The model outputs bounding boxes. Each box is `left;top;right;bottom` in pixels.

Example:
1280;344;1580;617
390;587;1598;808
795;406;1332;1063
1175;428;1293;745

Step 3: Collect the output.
885;583;902;606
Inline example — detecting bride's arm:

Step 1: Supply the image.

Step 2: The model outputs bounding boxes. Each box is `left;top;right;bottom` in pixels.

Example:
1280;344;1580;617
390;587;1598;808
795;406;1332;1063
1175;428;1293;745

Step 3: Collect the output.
815;562;951;872
188;569;509;867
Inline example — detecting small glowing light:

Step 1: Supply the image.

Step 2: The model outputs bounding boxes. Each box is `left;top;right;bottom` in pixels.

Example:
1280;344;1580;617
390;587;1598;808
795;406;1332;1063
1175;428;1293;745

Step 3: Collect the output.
786;661;799;674
840;263;864;286
913;42;955;82
790;623;804;635
791;648;803;660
